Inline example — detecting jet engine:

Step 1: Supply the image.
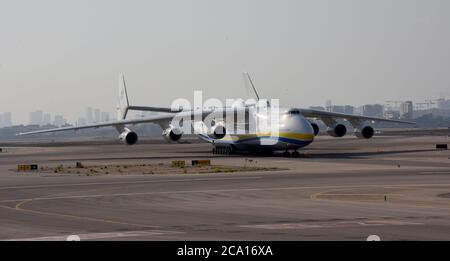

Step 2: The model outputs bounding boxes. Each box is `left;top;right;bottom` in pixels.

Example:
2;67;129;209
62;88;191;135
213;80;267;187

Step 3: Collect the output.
119;129;138;145
309;122;320;136
162;126;183;142
208;124;227;139
354;125;375;139
326;123;347;137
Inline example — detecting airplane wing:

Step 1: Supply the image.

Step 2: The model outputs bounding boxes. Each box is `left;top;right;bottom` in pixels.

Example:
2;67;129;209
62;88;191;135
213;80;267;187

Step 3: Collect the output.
16;107;236;136
16;113;176;136
298;109;416;125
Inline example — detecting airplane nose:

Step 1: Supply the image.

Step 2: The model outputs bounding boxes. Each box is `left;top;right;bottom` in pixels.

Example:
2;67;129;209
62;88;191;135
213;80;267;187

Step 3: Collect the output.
283;115;315;141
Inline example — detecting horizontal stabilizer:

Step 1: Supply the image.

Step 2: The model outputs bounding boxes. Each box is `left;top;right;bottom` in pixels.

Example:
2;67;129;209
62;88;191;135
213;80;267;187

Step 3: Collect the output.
128;106;182;113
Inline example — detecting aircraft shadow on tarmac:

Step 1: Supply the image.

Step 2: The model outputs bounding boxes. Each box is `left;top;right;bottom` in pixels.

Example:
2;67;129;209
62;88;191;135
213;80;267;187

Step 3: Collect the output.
292;148;436;159
58;148;437;161
195;148;438;160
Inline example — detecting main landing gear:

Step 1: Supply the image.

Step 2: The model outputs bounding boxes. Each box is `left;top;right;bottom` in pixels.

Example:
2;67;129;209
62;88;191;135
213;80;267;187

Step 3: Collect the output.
283;150;300;158
212;146;234;155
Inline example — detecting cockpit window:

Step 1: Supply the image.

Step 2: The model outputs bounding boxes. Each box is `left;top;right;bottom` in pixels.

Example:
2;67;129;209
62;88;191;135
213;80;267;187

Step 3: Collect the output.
288;109;300;115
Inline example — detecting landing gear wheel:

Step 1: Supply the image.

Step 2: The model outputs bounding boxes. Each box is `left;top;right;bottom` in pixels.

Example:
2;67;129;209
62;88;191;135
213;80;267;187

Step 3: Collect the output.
283;151;291;157
292;151;300;158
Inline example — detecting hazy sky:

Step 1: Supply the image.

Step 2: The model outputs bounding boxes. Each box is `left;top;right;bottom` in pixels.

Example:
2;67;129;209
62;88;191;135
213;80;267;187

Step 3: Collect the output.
1;0;449;124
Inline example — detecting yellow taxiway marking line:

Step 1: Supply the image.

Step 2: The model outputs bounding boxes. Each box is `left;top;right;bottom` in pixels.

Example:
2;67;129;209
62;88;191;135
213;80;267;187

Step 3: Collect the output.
15;199;29;210
1;183;449;227
4;230;183;241
310;191;325;200
0;201;160;229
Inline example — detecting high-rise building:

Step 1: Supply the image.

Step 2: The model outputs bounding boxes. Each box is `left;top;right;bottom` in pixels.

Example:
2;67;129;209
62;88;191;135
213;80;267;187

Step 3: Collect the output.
437;98;446;109
101;112;110;122
329;105;354;114
77;117;87;126
309;106;325;111
94;108;101;123
86;107;93;123
436;98;450;110
400;101;414;120
2;112;12;127
362;104;383;117
330;105;345;113
30;110;44;125
384;110;400;120
53;115;67;127
43;113;51;125
325;100;332;112
343;105;354;115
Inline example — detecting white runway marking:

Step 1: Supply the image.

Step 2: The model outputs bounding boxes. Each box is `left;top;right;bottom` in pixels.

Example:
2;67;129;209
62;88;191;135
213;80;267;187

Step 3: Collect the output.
420;171;450;175
240;220;423;230
5;230;183;241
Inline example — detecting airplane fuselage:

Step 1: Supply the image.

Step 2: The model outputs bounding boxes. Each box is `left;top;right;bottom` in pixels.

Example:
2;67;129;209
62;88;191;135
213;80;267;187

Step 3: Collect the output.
208;108;315;152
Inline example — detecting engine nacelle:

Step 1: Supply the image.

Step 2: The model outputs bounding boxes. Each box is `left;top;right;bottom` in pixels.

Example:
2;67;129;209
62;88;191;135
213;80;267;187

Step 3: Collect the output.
326;123;347;137
354;125;375;139
162;126;183;142
208;124;226;139
119;130;138;145
310;122;320;136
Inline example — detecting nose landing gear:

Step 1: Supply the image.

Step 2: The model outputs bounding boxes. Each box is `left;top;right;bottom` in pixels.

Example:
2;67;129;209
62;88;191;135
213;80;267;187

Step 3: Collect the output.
283;150;300;158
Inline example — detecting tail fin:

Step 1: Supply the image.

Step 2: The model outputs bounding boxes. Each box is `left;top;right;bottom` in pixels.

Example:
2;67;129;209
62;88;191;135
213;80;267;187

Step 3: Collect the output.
117;73;130;120
242;72;270;107
243;72;260;101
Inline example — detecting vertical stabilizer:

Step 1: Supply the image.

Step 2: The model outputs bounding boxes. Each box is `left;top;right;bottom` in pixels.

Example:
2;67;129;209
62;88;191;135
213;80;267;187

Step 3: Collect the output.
117;73;130;120
242;72;270;107
243;72;260;101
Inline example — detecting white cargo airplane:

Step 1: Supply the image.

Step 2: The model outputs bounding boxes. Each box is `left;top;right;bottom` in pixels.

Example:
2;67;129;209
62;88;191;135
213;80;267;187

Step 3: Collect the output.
17;74;415;157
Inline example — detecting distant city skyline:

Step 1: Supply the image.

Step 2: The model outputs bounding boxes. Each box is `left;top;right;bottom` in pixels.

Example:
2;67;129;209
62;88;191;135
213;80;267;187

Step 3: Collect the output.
2;96;450;127
3;91;450;125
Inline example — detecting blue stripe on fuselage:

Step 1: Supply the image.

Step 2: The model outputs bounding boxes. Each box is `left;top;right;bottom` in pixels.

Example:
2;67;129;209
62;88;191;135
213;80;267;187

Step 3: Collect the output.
233;136;313;146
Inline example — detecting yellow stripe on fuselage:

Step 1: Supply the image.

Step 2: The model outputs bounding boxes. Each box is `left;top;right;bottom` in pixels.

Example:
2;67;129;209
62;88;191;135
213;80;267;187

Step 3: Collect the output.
222;132;314;142
277;132;315;141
